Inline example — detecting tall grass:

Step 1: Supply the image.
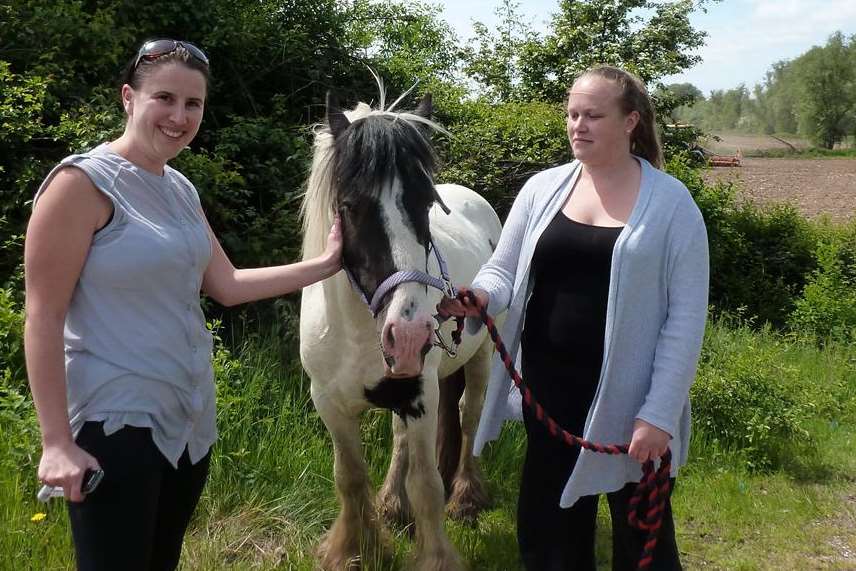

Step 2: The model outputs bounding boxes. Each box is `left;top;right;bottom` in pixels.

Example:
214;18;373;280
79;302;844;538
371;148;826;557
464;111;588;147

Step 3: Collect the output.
3;317;854;570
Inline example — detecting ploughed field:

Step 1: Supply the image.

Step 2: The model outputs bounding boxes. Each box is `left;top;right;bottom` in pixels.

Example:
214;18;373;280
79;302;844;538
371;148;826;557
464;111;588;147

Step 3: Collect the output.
701;134;856;222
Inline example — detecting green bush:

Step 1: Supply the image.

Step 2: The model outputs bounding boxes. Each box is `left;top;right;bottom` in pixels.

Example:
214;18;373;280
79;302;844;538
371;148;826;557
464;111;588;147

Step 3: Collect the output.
437;99;569;218
0;288;39;481
667;153;818;327
789;222;856;343
691;319;849;471
0;288;25;392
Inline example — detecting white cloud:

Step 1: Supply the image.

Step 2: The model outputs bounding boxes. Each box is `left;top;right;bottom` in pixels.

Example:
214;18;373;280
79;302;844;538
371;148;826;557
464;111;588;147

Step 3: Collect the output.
664;0;856;93
748;0;856;43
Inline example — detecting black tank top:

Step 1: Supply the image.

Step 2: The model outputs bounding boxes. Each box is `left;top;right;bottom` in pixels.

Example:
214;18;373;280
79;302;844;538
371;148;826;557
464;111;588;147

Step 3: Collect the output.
521;211;623;423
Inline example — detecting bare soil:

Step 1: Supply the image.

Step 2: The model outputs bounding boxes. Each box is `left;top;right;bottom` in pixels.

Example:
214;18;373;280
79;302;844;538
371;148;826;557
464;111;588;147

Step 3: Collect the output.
699;133;856;222
702;157;856;222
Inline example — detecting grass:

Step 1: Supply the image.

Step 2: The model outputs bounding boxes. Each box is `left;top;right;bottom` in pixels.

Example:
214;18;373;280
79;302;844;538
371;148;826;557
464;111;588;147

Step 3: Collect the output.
1;319;854;570
674;421;856;570
744;147;856;159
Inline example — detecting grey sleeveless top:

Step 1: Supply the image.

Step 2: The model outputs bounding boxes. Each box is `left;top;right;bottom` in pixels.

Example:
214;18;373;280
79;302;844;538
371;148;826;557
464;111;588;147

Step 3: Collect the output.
34;143;216;467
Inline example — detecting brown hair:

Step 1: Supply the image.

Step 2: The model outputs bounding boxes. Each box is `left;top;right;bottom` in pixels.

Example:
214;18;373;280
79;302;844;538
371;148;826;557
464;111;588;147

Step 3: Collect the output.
573;65;663;169
120;42;210;93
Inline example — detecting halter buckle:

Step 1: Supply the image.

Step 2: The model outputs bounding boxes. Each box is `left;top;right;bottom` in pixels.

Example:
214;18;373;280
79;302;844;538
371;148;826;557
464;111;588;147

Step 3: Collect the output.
433;326;458;358
441;277;457;300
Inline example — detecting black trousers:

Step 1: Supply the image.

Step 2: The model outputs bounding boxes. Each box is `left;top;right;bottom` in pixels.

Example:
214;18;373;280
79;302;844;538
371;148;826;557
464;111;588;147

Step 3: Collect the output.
67;422;210;571
517;408;682;571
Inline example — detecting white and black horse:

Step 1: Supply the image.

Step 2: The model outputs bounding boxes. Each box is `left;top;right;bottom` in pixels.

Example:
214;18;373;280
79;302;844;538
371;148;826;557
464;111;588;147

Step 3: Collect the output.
299;86;502;570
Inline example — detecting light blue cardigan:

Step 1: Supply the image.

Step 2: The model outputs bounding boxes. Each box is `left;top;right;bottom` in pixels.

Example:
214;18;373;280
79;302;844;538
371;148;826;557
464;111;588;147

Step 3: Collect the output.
471;157;709;508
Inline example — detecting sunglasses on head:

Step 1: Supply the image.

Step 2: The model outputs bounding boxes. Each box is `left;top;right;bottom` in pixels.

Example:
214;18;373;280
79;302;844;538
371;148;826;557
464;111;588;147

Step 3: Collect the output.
133;39;209;70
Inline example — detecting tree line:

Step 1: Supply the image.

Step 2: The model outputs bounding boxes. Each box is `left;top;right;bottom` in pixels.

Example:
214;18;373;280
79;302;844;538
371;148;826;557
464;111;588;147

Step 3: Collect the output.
1;0;709;296
669;32;856;149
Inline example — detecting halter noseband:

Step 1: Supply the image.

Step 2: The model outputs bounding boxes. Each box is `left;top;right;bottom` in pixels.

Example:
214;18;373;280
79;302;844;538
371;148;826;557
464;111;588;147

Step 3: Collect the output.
342;236;461;357
343;236;456;317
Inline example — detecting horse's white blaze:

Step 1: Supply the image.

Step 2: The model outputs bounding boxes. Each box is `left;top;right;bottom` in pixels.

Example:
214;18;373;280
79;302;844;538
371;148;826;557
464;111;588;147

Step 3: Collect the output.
376;179;436;375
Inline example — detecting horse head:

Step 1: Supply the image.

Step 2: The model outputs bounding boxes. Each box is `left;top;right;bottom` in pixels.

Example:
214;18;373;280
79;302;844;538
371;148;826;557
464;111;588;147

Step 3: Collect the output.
326;90;449;379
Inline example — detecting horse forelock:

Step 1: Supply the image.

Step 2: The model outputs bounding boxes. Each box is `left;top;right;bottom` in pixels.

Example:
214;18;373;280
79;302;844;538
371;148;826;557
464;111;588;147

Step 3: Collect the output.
335;115;436;203
301;101;445;262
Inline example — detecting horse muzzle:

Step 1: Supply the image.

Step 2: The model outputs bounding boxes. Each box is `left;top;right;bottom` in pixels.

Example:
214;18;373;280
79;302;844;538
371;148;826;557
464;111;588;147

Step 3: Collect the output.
380;315;433;377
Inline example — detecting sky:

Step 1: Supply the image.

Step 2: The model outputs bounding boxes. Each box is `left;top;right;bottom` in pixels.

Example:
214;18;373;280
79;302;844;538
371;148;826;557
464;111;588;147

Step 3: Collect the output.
433;0;856;96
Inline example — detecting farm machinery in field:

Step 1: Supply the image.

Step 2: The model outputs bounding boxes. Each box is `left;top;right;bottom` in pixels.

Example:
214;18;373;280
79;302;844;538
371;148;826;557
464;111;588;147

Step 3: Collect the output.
706;149;742;167
665;124;742;167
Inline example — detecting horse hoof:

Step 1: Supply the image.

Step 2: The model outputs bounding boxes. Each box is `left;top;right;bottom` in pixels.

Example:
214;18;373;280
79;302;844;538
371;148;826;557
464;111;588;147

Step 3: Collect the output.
378;491;414;529
446;477;490;523
316;535;361;571
446;499;481;524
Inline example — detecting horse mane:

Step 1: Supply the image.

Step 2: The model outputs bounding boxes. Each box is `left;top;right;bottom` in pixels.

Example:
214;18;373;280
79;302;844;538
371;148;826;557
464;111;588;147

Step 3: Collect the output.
300;75;447;260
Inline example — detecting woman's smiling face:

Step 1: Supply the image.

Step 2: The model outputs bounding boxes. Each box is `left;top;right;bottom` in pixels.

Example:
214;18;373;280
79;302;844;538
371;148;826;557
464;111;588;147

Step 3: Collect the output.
566;75;639;166
122;62;207;165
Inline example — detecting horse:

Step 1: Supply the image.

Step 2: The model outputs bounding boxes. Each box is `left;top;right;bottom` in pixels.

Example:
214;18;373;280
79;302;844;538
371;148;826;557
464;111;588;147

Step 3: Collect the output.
298;83;502;570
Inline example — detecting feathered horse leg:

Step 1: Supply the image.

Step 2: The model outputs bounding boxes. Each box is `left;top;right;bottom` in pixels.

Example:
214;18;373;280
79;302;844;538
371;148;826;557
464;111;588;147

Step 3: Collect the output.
404;371;464;571
378;414;413;529
313;393;390;570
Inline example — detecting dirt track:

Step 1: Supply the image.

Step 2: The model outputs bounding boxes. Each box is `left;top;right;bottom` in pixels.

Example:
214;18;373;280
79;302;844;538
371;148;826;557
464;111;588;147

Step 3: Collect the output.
703;157;856;222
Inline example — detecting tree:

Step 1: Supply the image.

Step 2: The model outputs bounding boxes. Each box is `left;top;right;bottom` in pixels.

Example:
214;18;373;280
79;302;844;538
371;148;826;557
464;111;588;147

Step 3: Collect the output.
756;61;799;134
345;0;461;89
461;0;538;103
515;0;709;104
793;32;855;149
666;83;704;105
463;0;711;106
658;82;704;123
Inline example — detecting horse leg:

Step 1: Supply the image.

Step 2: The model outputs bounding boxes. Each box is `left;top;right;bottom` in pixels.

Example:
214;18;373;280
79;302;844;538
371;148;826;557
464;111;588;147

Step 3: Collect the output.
314;396;389;570
436;368;465;496
377;413;413;528
446;339;492;523
405;375;465;571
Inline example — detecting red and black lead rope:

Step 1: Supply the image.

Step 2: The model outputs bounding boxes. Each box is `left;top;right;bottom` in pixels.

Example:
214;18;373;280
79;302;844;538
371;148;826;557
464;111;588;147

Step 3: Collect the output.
450;289;672;571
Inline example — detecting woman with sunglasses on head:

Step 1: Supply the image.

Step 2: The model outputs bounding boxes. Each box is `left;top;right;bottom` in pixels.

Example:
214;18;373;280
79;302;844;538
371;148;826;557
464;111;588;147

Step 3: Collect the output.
24;39;342;570
439;65;709;570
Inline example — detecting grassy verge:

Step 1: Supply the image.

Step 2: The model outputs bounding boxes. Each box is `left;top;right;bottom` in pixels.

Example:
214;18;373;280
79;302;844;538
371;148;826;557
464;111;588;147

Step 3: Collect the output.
674;421;856;570
1;319;854;570
744;147;856;159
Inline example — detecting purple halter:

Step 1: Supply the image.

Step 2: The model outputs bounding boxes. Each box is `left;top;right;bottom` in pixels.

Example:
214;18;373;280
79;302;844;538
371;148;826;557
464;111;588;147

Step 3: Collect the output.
343;236;457;318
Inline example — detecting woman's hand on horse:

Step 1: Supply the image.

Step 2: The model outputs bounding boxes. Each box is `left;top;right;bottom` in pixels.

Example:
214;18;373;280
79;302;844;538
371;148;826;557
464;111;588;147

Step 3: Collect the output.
437;287;488;318
628;418;671;464
321;215;343;277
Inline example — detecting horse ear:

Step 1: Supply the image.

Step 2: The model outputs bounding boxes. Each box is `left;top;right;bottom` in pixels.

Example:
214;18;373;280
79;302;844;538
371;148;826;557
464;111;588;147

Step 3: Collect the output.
326;91;350;138
413;93;432;119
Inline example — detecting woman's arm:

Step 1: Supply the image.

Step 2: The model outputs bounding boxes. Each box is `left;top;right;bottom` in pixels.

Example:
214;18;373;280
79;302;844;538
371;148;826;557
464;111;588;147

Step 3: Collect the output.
631;204;710;462
24;168;109;501
438;173;540;319
470;177;537;314
201;216;342;307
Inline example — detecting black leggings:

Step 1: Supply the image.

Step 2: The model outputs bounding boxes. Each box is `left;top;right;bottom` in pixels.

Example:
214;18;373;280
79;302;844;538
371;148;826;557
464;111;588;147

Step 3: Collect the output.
517;408;681;571
67;422;210;571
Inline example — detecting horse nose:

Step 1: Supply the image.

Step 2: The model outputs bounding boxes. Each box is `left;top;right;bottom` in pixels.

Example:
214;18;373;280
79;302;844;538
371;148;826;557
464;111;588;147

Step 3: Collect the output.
383;314;432;347
381;311;433;375
384;322;396;349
